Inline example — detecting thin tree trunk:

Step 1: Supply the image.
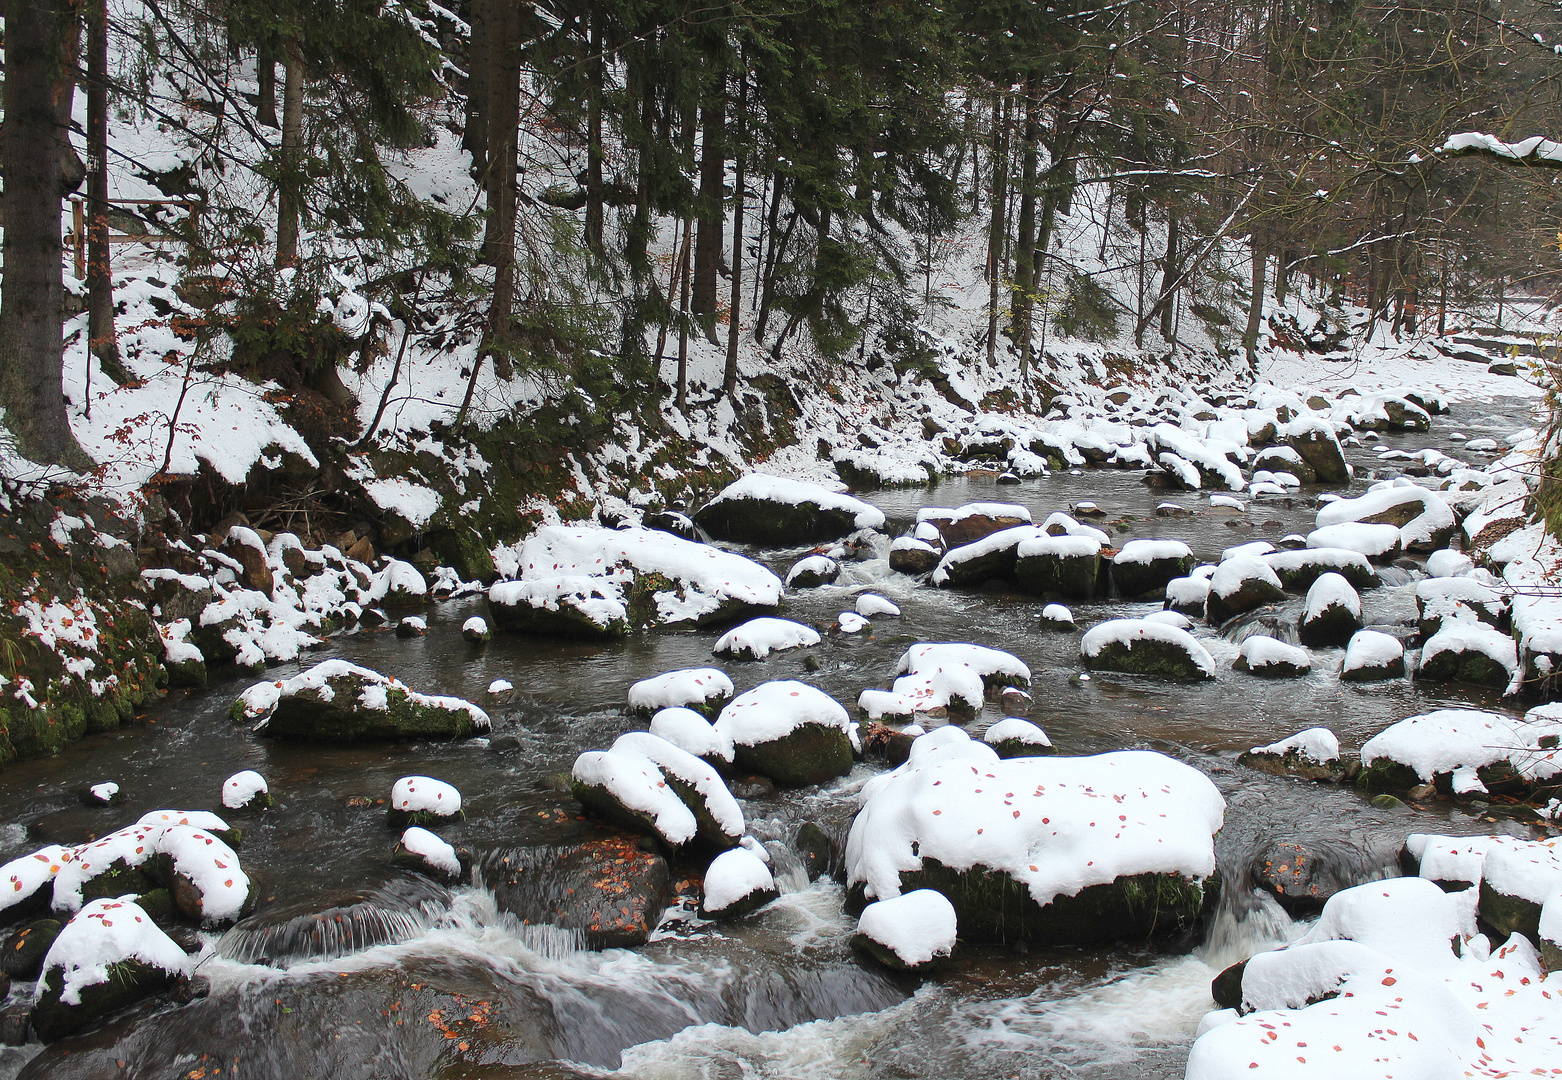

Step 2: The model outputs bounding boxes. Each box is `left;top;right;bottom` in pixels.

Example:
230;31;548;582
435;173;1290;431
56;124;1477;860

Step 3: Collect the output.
274;34;305;268
653;217;689;371
0;0;91;468
723;64;748;397
691;85;726;317
1158;210;1179;343
1010;76;1040;378
256;42;278;127
986;90;1009;365
583;12;605;257
463;0;490;174
86;0;122;392
676;216;693;410
751;172;769;311
755;199;793;344
1243;244;1267;368
482;0;518;262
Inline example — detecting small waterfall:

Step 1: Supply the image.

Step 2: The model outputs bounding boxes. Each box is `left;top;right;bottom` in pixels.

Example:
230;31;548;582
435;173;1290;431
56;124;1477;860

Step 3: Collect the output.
1218;606;1298;645
216;876;450;966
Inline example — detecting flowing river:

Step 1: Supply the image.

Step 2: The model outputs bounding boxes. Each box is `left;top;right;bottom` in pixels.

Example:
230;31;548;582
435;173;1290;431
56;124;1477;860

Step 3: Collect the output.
0;395;1545;1080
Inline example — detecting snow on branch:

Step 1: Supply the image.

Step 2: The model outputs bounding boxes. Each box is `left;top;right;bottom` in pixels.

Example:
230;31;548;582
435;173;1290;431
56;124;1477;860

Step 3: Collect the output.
1438;132;1562;168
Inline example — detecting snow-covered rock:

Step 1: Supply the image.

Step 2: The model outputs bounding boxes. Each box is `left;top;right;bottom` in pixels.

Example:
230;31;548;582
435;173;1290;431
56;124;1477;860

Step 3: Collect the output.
221;770;271;812
714;681;856;787
845;748;1224;944
598;731;745;848
1339;629;1406;681
1306;521;1403;562
699;847;778;919
1415;576;1508;638
1233;635;1311;678
982;717;1054;758
712;617;821;660
1417;621;1519;689
931;525;1042;589
1164;574;1212;616
393;827;469;885
1358;708;1562;794
1298;573;1362;647
695;473;886;544
1110;539;1195;599
855;593;901;618
1426;548;1475;578
648;707;736;764
785;554;840;589
860;643;1033;721
917;503;1031;546
31;897;193;1041
1315;484;1455;551
488;526;783;636
1263;547;1379;592
1012;532;1104;599
1040;602;1076;630
852;889;957;970
461;616;491;643
1237;727;1342;782
1206;556;1285;624
0;846;74;922
627;667;735;719
233;659;489;742
387;775;463;828
1284;415;1349;484
1081;618;1216;680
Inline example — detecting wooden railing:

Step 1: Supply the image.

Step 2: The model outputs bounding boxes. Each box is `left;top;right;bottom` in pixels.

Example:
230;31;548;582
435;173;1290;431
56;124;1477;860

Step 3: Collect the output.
67;196;200;278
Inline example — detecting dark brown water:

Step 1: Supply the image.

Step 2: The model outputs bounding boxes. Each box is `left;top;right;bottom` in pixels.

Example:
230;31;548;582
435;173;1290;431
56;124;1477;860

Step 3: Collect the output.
0;395;1547;1080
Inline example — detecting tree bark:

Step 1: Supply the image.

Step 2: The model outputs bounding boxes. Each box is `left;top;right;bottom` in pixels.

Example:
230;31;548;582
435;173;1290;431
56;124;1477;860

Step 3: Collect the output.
1009;77;1040;377
985;90;1009;365
583;11;605;257
482;0;521;380
86;0;122;389
722;64;747;397
1243;245;1267;368
676;216;693;410
274;34;305;268
463;0;490;174
1158;210;1179;343
691;85;726;317
256;42;278;128
0;0;92;468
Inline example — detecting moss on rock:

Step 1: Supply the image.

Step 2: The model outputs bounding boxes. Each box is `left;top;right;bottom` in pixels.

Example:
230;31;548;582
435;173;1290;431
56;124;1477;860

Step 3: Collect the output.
733;722;854;787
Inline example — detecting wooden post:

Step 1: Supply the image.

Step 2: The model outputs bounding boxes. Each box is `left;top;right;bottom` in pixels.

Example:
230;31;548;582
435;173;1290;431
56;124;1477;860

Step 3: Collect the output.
71;197;86;279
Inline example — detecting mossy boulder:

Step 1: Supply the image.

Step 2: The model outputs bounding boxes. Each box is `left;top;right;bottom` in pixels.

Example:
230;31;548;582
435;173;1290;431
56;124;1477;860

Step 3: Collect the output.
31;956;184;1042
1416;639;1513;687
1014;546;1101;599
1110;550;1196;600
1237;747;1343;782
1298;600;1362;647
850;859;1212;946
1286;425;1349;484
0;919;62;980
237;661;488;742
1354;757;1423;793
1081;621;1215;680
1479;878;1544;943
733;722;854;788
694;477;882;545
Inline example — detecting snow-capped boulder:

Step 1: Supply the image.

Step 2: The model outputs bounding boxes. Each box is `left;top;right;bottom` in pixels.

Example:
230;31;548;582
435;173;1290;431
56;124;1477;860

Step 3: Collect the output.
1237;727;1342;782
1416;622;1519;688
479;835;672;950
714;681;857;787
394;614;427;638
852;889;957;971
1315;484;1456;551
694;473;886;544
833;447;938;489
1426;548;1475;578
1298;573;1362;647
233;659;489;742
1339;629;1406;681
1164;575;1212;616
1415;576;1509;639
30;897;192;1042
917;503;1032;547
712;617;821;660
1232;635;1311;678
855;593;901;618
648;707;735;766
1110;539;1195;599
1284;416;1349;484
156;825;251;926
627;667;735;720
387;776;463;829
1306;522;1403;563
607;732;743;848
488;526;782;636
461;616;491;643
0;846;73;925
1081;618;1216;680
393;827;470;886
221;770;272;812
1040;603;1076;630
158;618;207;688
1205;556;1285;624
1252;444;1316;484
1477;837;1562;945
1263;547;1379;592
931;525;1041;588
1012;532;1103;598
785;554;840;589
845;748;1224;945
888;535;943;575
1358;708;1562;795
860;643;1033;721
982;717;1054;758
699;847;778;919
365;559;427;606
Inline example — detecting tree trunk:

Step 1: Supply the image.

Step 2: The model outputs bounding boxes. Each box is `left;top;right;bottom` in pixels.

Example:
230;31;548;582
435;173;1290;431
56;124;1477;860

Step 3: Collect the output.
482;0;521;380
755;181;789;343
0;0;92;468
1158;210;1180;343
86;0;123;390
1010;78;1040;377
256;42;278;128
583;12;605;257
463;0;490;174
985;90;1009;365
676;216;693;410
274;34;305;268
691;86;726;317
723;64;747;397
1243;244;1267;369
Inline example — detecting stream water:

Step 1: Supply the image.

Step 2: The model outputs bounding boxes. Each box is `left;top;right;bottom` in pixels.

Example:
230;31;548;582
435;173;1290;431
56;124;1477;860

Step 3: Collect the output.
0;395;1549;1080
